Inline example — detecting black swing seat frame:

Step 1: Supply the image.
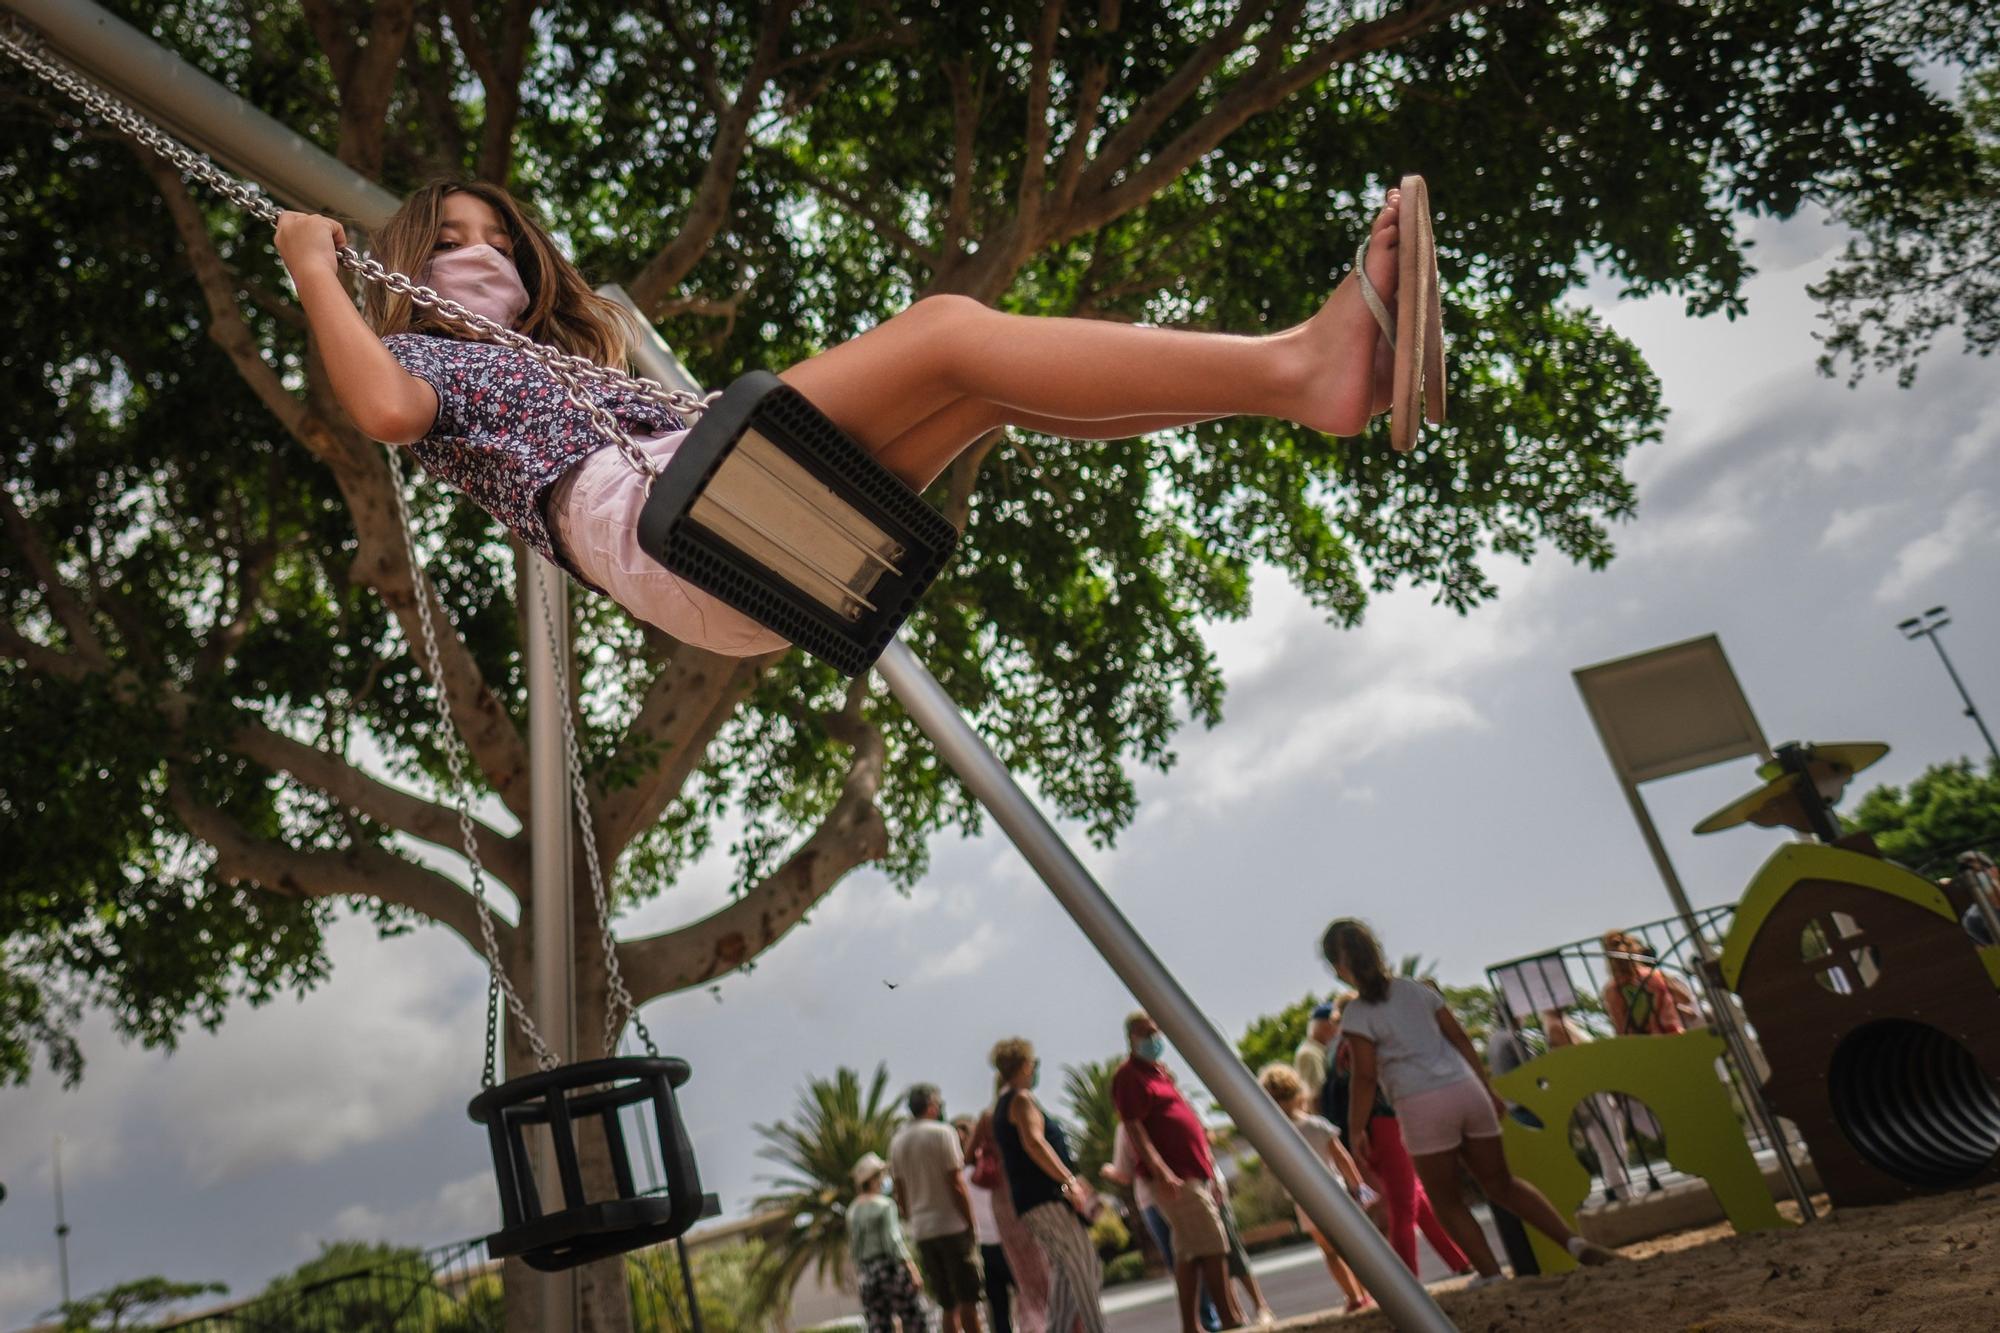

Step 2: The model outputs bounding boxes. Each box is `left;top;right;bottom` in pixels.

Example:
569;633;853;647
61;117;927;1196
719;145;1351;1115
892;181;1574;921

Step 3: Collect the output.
468;1055;703;1272
637;370;960;677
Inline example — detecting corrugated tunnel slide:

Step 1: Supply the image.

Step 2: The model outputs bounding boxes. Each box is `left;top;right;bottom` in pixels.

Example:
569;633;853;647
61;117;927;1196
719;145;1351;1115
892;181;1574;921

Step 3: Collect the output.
1829;1019;2000;1187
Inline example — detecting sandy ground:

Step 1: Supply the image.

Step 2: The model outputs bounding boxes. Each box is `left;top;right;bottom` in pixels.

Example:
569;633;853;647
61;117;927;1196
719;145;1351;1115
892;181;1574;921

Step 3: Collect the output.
1290;1187;2000;1332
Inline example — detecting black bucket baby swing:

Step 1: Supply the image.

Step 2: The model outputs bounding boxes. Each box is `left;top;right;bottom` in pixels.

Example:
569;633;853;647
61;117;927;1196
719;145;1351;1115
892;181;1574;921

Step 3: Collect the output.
1;19;957;1273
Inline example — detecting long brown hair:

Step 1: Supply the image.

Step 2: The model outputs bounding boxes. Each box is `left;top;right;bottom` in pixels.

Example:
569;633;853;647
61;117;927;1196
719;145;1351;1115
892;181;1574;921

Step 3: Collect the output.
1322;918;1391;1005
360;179;635;368
1602;930;1651;986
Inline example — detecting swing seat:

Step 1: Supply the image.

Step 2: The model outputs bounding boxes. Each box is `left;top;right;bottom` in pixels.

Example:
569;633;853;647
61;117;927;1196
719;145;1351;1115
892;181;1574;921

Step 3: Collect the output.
636;370;960;676
468;1056;703;1272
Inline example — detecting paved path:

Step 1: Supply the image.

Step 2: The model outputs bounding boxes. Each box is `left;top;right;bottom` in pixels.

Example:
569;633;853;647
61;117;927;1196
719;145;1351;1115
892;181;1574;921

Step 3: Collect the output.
1103;1211;1505;1331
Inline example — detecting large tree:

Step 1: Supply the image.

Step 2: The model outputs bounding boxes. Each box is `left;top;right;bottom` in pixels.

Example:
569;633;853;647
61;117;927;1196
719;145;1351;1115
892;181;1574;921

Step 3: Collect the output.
2;1;1991;1327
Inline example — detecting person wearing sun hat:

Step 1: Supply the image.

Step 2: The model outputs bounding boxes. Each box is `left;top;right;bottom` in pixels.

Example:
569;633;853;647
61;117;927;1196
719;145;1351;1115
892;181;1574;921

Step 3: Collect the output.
848;1150;934;1332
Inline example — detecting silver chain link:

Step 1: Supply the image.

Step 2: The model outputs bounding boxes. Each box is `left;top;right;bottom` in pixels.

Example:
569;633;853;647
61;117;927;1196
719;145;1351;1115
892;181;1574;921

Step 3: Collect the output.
2;19;669;1079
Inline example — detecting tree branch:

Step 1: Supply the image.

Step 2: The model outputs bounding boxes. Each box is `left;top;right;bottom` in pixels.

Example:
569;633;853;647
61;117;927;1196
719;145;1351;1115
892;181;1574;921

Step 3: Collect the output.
597;651;769;850
134;149;358;467
1015;0;1066;226
226;717;531;889
1063;0;1490;240
0;485;106;667
941;59;981;257
171;772;503;957
0;621;83;679
627;1;802;316
619;680;887;999
761;153;939;270
1048;0;1121;220
1073;0;1265;199
441;0;540;182
192;539;281;679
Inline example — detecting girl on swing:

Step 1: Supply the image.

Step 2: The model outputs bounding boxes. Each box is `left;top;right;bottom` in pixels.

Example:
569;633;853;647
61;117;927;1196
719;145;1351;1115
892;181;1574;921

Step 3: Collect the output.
275;178;1443;656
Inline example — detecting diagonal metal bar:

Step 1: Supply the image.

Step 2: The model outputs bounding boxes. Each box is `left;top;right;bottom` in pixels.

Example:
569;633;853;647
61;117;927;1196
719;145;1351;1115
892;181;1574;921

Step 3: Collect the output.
873;639;1460;1332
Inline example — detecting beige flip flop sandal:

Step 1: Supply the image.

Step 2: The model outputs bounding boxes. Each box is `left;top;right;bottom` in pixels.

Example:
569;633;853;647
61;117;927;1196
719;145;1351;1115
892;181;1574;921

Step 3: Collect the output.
1352;174;1446;453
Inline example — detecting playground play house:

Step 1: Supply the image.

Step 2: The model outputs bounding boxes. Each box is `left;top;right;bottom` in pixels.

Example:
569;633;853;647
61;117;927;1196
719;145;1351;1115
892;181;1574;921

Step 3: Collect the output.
1492;744;2000;1274
1720;842;2000;1205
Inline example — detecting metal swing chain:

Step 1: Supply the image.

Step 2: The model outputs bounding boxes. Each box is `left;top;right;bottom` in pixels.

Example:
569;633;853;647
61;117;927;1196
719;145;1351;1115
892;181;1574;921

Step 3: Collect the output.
0;21;674;1079
0;19;722;485
385;447;558;1079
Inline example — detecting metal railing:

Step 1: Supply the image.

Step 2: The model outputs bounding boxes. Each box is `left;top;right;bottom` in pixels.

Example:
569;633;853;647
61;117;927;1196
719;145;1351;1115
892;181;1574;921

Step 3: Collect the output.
154;1239;498;1332
1482;904;1799;1204
152;1231;717;1332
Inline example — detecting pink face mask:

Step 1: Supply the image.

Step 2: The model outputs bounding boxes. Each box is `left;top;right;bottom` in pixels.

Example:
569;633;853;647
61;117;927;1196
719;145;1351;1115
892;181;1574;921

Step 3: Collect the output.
421;243;529;329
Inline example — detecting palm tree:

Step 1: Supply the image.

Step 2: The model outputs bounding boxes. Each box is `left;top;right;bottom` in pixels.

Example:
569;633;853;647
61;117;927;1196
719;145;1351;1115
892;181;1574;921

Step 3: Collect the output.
749;1063;903;1314
1061;1056;1123;1192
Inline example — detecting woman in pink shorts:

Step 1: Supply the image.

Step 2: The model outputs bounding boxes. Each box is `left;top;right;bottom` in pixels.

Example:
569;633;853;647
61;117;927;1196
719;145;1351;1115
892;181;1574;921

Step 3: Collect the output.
1322;919;1619;1281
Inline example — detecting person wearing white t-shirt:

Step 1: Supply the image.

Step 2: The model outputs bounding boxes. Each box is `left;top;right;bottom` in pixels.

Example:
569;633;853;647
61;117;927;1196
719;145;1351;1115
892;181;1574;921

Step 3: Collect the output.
1322;918;1619;1283
890;1084;984;1332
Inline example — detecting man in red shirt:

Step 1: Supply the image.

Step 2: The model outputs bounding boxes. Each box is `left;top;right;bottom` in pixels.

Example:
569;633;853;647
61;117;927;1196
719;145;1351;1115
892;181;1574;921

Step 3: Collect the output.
1112;1011;1243;1331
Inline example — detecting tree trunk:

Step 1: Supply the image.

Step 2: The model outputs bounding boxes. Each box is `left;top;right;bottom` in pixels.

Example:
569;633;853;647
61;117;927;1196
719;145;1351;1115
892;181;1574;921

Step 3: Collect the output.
491;940;637;1333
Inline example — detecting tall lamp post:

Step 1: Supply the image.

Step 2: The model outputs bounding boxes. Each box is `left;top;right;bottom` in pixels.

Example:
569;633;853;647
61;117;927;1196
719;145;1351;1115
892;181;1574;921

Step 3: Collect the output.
1897;606;2000;765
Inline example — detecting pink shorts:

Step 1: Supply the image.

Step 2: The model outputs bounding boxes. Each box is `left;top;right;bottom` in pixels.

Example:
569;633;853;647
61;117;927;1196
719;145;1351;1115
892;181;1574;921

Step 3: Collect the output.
551;434;790;658
1392;1077;1502;1156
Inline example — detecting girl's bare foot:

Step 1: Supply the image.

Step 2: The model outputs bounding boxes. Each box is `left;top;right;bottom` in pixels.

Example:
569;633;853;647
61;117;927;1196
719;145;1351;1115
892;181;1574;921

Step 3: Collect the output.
1293;190;1401;436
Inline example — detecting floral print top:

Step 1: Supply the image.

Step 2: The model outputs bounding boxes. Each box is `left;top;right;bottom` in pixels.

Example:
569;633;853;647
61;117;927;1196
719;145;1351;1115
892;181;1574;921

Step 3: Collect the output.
382;333;686;571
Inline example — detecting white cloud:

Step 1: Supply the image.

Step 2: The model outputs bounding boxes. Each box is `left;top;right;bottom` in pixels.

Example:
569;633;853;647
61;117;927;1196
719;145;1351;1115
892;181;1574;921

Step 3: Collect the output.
154;920;485;1184
1874;491;1998;603
319;1170;497;1250
911;920;1003;985
0;1258;57;1332
1820;502;1901;550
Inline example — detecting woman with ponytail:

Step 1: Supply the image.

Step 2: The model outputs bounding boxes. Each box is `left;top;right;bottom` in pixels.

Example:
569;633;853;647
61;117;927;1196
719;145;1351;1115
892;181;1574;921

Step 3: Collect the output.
1321;919;1619;1282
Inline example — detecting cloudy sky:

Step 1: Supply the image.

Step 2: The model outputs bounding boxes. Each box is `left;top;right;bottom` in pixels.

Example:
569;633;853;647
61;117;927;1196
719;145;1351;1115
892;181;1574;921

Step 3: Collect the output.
2;203;1996;1328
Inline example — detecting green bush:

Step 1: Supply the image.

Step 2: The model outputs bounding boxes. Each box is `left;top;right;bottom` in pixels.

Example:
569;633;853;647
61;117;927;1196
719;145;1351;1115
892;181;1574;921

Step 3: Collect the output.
1088;1205;1130;1257
1222;1157;1297;1235
1102;1251;1150;1287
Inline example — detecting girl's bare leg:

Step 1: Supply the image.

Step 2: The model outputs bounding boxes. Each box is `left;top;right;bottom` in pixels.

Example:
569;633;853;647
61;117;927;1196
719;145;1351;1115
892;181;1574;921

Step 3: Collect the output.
868;397;1225;489
779;191;1402;488
1409;1151;1503;1278
1309;1229;1369;1309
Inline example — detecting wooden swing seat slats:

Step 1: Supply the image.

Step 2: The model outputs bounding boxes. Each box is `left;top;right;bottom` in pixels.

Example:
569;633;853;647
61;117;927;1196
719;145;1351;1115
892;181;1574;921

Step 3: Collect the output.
637;370;960;676
469;1056;704;1272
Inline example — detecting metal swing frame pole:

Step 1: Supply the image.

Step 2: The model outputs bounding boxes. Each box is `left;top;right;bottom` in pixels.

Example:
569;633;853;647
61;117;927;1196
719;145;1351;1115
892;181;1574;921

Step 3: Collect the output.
4;4;590;1324
874;641;1460;1333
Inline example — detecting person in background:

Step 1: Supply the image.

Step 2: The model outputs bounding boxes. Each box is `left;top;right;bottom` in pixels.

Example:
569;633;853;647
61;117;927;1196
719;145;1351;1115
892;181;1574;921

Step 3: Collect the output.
992;1037;1106;1333
1102;1122;1223;1331
1479;1021;1543;1278
1294;1002;1337;1106
957;1115;1013;1333
1257;1062;1379;1314
891;1084;983;1333
1326;918;1619;1283
1601;930;1687;1037
1112;1012;1244;1332
1322;995;1471;1278
973;1107;1050;1333
1955;851;2000;945
849;1152;935;1333
1209;1161;1277;1327
1540;1009;1636;1203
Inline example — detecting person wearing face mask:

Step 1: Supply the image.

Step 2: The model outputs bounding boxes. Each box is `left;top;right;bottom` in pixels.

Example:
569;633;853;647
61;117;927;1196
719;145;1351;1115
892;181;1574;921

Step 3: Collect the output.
275;174;1444;663
1112;1013;1243;1332
990;1037;1105;1333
